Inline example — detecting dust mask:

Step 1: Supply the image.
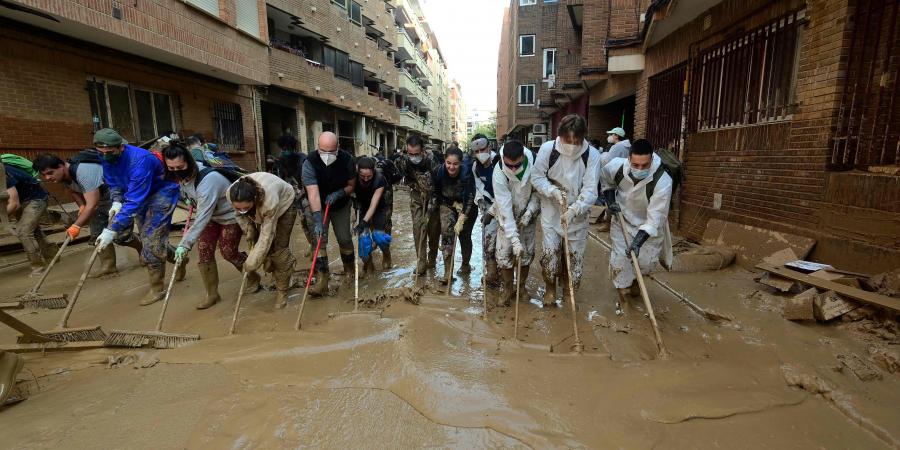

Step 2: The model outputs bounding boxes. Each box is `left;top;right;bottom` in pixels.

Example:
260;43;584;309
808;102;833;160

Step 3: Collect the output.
631;168;651;180
607;135;617;144
557;142;580;156
319;150;337;166
475;152;491;164
408;154;423;165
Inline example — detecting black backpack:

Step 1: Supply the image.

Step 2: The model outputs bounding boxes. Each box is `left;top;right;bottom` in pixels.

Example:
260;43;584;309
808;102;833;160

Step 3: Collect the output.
68;149;103;181
376;156;403;185
195;166;244;188
548;140;589;170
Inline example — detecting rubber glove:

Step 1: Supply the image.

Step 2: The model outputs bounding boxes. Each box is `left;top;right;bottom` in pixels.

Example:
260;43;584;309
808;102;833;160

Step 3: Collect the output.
174;246;189;265
65;224;81;241
561;206;577;226
453;214;466;235
629;230;650;258
603;189;620;213
519;210;534;227
551;189;565;207
108;201;123;219
312;211;325;239
511;237;524;257
325;189;346;205
95;228;117;250
353;219;370;236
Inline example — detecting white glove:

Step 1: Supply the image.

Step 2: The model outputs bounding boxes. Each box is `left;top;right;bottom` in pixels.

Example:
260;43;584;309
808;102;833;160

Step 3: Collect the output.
95;228;117;250
551;189;565;207
562;206;577;226
511;237;524;257
519;211;533;227
108;201;123;219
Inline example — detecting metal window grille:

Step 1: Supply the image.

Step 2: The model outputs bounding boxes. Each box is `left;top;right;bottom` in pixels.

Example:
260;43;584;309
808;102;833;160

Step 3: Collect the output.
687;9;805;132
647;62;687;151
212;101;245;151
830;0;900;170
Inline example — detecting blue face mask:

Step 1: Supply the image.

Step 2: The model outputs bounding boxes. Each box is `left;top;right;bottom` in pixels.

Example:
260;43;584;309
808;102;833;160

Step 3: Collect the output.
631;168;651;180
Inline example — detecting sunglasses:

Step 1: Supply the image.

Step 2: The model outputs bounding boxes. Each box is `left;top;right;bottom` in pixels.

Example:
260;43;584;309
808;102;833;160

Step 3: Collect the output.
505;161;523;170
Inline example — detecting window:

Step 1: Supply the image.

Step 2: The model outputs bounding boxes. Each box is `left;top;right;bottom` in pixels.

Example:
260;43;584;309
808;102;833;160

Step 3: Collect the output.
542;48;556;79
332;0;348;9
212;101;245;151
235;0;260;37
688;9;804;131
517;84;535;105
86;78;175;142
519;35;535;56
350;1;362;25
186;0;218;16
519;0;536;5
350;61;364;87
323;46;351;79
647;63;687;152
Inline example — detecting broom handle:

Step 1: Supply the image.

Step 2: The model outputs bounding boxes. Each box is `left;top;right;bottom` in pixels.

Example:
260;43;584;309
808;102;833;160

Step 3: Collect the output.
514;256;521;340
30;235;72;293
296;203;330;330
561;208;583;352
229;271;248;335
412;199;430;285
446;233;456;297
58;244;101;328
616;212;667;357
155;204;194;332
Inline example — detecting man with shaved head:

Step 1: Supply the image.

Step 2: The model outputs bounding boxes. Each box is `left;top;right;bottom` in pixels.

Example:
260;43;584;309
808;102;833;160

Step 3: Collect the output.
302;131;357;296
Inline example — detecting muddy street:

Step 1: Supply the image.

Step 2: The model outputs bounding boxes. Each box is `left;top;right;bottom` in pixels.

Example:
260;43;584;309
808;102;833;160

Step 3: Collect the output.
0;188;896;449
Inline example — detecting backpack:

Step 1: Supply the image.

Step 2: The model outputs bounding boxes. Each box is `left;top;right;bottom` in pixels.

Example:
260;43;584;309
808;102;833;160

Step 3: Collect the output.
194;166;244;188
375;156;402;185
195;146;248;174
547;141;589;170
1;154;39;180
613;148;684;201
67;149;103;180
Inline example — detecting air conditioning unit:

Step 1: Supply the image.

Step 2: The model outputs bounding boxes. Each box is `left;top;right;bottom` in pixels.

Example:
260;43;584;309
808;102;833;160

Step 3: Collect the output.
532;123;547;135
530;134;547;148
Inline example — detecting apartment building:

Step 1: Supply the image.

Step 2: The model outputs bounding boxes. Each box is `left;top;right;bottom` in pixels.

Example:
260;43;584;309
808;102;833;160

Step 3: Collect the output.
1;0;454;170
496;0;644;148
449;79;467;144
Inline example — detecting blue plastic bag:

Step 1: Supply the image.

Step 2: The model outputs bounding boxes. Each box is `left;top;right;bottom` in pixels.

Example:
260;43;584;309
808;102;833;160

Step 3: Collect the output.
358;231;392;261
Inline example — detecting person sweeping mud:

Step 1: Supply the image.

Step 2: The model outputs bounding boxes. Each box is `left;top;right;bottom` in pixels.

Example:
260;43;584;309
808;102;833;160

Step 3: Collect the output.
471;137;501;287
396;134;441;275
270;135;316;253
492;140;540;306
302;131;356;297
33;152;142;277
3;161;58;276
431;147;476;284
531;114;601;307
353;156;393;276
92;128;182;306
600;138;673;313
227;173;297;309
163;143;257;310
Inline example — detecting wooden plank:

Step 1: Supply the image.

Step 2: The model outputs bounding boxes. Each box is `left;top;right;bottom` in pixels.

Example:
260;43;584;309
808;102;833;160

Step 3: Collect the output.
756;263;900;313
0;309;52;342
2;341;106;354
0;302;24;310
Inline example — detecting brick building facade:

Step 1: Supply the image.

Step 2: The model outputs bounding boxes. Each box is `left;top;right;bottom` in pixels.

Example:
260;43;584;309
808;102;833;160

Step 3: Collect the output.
1;0;454;175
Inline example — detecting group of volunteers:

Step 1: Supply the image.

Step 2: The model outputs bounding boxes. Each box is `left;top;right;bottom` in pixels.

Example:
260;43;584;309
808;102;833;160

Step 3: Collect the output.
5;111;672;316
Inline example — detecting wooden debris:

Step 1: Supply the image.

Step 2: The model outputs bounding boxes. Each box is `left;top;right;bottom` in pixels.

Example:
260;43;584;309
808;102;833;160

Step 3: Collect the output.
814;290;860;321
756;263;900;313
759;272;804;293
782;288;818;321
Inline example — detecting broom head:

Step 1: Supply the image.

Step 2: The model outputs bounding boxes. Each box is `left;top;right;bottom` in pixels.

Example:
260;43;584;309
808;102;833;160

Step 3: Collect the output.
20;325;106;343
103;330;200;349
18;293;68;309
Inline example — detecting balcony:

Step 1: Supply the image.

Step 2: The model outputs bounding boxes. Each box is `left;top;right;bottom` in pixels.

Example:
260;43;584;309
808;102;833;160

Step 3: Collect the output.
399;109;427;134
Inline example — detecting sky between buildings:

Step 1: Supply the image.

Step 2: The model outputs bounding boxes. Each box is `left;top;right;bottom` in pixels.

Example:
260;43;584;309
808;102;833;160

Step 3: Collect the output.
421;0;507;117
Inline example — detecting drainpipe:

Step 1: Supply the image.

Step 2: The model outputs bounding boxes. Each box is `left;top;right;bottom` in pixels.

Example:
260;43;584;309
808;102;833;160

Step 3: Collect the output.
251;87;264;172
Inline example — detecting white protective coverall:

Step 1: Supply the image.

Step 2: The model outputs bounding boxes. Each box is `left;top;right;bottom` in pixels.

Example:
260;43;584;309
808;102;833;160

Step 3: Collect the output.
600;154;674;289
473;150;500;274
492;146;540;269
531;138;602;287
600;139;631;167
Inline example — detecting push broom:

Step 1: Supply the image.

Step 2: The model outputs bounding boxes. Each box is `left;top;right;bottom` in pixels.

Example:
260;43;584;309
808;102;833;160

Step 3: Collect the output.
18;235;72;309
104;205;199;348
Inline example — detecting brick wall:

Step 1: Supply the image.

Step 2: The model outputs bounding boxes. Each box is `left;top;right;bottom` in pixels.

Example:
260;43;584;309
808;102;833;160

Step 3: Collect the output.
497;6;513;137
581;0;608;72
637;0;899;270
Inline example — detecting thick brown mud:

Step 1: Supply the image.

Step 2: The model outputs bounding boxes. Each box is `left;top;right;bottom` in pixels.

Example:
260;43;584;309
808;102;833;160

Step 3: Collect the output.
0;189;897;449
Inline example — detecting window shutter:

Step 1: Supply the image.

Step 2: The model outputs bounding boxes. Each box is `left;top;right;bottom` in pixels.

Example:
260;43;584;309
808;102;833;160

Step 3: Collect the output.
186;0;219;17
236;0;260;37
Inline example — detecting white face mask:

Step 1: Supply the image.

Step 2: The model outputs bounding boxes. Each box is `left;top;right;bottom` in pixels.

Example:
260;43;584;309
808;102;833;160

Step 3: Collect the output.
319;150;337;166
475;152;491;164
408;154;423;165
557;142;580;156
607;135;617;144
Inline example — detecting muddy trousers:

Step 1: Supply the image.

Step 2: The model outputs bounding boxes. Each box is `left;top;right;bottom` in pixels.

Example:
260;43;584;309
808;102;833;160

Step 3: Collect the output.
540;226;588;291
88;195;132;273
409;192;439;268
360;196;393;265
313;202;354;273
439;206;475;271
609;215;659;289
481;214;499;283
496;220;537;269
11;199;56;270
262;208;297;293
197;222;245;268
115;189;177;271
296;194;316;251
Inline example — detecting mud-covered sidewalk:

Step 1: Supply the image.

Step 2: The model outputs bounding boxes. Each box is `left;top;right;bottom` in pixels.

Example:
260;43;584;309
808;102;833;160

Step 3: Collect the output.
0;190;897;449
